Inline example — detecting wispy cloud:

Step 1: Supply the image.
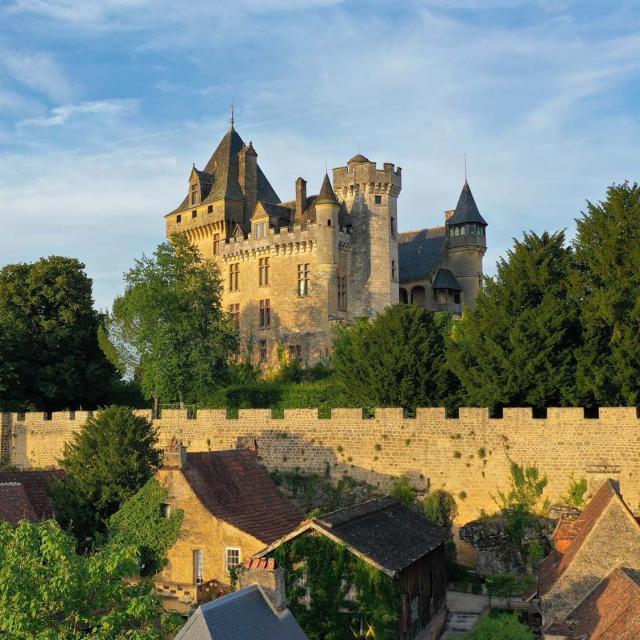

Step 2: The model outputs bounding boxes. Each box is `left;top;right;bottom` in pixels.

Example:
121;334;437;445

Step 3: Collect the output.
20;99;139;127
2;49;74;101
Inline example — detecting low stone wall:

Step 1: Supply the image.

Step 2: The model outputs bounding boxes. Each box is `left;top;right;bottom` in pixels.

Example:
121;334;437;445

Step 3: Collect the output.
2;407;638;524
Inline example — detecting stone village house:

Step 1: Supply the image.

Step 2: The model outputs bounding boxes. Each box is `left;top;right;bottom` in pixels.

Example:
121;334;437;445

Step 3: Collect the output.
165;119;488;368
255;496;449;640
153;442;303;607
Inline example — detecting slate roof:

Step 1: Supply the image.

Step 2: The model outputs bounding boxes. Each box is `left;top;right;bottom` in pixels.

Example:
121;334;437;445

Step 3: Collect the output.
447;181;487;226
538;480;640;596
398;227;447;282
348;153;370;164
564;567;640;640
181;450;303;545
315;173;339;205
432;268;462;290
174;585;308;640
170;126;280;215
0;469;63;523
314;497;448;575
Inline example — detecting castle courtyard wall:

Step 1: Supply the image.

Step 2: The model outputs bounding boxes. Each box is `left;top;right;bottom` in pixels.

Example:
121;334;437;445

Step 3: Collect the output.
2;407;638;524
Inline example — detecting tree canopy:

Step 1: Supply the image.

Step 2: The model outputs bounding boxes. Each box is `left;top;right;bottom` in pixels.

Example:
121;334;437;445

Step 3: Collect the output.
333;304;454;410
0;519;180;639
52;406;161;547
101;235;238;406
464;612;534;639
448;231;581;411
0;256;114;412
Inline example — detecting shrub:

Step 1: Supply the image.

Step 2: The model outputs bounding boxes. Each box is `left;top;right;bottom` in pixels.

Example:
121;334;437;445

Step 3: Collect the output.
464;612;534;639
562;474;588;508
389;476;417;505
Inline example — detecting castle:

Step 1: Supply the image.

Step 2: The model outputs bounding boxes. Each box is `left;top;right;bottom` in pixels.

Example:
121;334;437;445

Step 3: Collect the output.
165;120;487;366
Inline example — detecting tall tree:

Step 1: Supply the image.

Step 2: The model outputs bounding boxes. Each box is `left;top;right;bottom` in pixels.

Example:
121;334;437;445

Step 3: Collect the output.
448;231;581;411
102;235;237;407
333;304;453;409
0;519;180;639
573;182;640;406
51;406;161;547
0;257;114;411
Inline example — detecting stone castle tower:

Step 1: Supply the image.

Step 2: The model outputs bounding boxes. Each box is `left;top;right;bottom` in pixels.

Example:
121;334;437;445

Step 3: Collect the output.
165;120;485;367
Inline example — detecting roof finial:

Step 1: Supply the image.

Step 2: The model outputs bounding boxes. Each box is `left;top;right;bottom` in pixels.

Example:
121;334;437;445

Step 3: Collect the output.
230;101;235;128
325;160;328;175
464;152;467;183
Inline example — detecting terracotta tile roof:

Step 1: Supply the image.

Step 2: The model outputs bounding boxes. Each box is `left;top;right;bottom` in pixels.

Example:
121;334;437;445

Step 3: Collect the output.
552;518;581;553
182;450;303;544
0;469;63;523
243;557;276;571
538;480;637;596
566;567;640;639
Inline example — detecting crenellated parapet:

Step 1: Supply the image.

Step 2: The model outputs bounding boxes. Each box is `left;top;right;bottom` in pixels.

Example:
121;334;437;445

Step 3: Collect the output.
333;160;402;199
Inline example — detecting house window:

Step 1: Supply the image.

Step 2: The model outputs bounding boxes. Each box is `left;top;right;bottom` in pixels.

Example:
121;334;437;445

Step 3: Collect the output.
193;549;204;585
288;344;302;361
225;547;241;573
375;195;382;204
259;257;269;286
208;204;213;214
191;184;198;206
327;219;332;227
337;275;347;311
160;503;171;518
391;260;396;281
259;299;271;329
192;210;197;219
259;339;268;362
297;263;310;296
176;214;181;223
229;263;239;291
228;303;240;330
213;234;220;255
254;222;266;239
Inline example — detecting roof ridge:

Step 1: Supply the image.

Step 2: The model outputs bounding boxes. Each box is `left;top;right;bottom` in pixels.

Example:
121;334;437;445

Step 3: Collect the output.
316;496;397;528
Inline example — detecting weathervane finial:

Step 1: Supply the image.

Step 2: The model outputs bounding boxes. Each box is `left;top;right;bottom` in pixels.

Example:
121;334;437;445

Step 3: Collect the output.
230;102;235;128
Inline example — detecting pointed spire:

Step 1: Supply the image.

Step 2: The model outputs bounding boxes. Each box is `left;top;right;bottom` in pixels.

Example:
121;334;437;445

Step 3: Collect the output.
447;181;487;226
315;173;338;205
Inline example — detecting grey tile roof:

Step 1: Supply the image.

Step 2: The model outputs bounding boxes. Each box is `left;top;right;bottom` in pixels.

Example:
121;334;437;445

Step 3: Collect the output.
432;268;461;290
315;497;448;575
398;227;447;283
174;586;308;640
447;181;487;226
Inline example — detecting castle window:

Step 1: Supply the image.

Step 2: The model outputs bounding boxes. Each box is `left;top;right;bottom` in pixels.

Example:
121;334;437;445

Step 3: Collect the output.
288;344;302;361
191;183;198;206
208;204;213;214
193;550;204;585
337;275;347;311
391;260;397;281
254;222;266;239
228;303;240;330
192;210;197;219
225;547;241;574
259;257;269;286
229;263;239;291
176;214;182;223
213;234;220;255
375;195;382;205
297;263;310;296
259;299;271;329
390;217;395;236
258;339;268;362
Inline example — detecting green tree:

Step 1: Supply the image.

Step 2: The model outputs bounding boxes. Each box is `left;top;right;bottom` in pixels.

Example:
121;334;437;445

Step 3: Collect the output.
0;256;115;411
448;231;581;411
0;519;180;639
464;612;534;639
102;235;238;407
51;406;161;547
573;182;640;406
108;478;183;576
333;304;453;409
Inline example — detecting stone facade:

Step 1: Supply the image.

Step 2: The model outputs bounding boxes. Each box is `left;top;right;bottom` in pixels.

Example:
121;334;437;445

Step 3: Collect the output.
164;122;485;368
3;407;640;527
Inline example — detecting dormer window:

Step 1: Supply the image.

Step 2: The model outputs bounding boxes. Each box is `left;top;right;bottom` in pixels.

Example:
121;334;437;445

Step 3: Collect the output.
190;183;198;206
176;214;182;223
254;222;266;239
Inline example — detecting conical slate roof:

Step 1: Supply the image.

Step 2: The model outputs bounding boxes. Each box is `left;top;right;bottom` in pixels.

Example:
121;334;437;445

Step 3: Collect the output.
348;153;370;164
447;181;487;226
315;173;339;205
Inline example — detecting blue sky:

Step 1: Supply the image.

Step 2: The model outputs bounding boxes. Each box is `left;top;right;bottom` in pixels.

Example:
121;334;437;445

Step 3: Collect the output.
1;0;639;310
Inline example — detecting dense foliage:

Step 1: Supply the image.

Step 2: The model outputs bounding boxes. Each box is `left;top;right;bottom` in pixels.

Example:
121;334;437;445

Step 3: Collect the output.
464;612;534;639
333;304;453;410
423;489;457;530
0;256;114;411
108;478;183;576
101;235;238;407
274;535;400;640
0;520;180;639
52;406;161;547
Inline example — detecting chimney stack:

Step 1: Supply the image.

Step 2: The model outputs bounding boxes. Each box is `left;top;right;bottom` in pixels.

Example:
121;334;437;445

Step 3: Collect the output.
238;558;287;613
295;177;307;224
163;438;187;469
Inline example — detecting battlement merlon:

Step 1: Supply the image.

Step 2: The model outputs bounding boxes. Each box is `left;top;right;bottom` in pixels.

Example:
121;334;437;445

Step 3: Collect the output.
332;161;402;194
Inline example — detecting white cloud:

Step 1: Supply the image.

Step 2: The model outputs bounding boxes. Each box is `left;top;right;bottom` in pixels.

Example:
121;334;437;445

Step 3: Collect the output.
2;49;74;101
20;99;139;127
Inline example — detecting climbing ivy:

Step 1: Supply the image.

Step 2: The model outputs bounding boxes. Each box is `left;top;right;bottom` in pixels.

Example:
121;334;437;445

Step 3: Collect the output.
273;533;400;640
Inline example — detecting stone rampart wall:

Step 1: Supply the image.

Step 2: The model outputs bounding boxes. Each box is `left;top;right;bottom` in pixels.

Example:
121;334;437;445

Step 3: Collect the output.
2;407;638;523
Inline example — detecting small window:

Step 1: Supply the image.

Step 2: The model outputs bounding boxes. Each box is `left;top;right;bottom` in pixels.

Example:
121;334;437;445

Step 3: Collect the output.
390;217;395;236
176;214;182;223
191;183;198;206
160;503;171;518
192;210;197;219
213;233;220;255
225;547;241;573
259;299;271;329
454;291;461;304
228;303;240;330
297;263;310;297
337;275;347;311
259;257;269;287
254;222;266;239
327;219;332;227
288;344;302;361
229;263;239;291
259;339;268;362
391;260;396;281
375;195;382;204
208;205;213;214
194;549;204;585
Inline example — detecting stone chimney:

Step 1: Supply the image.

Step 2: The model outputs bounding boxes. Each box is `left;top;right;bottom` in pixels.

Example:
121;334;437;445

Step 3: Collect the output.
295;177;307;224
238;558;287;613
163;438;187;469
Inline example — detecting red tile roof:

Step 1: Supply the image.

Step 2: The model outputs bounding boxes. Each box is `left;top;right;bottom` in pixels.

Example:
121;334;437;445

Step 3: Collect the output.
538;480;639;596
182;450;303;544
567;567;640;639
0;470;63;523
